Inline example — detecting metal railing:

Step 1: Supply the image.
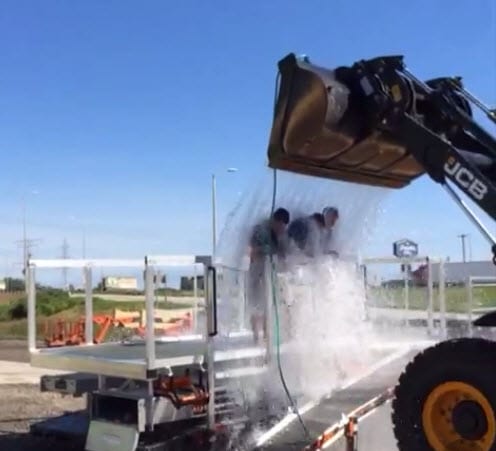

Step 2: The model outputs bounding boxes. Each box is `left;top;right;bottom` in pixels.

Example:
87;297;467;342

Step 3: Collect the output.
361;256;447;338
27;254;217;429
466;275;496;337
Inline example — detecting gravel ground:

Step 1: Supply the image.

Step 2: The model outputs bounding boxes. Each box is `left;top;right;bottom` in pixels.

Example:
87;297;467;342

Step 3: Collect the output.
0;384;85;450
0;340;84;450
0;340;29;363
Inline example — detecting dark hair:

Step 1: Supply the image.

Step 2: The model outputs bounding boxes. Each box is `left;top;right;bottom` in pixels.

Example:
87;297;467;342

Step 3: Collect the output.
323;206;339;218
273;208;290;224
312;213;325;227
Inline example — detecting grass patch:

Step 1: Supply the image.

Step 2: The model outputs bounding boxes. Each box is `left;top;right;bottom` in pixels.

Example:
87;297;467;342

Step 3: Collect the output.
368;285;496;312
0;288;195;339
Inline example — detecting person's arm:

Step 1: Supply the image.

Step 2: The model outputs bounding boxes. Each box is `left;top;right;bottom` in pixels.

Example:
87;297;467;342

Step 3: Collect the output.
307;222;322;257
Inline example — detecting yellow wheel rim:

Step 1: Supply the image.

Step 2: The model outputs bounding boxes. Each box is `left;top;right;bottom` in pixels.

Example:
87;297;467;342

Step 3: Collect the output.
422;381;496;451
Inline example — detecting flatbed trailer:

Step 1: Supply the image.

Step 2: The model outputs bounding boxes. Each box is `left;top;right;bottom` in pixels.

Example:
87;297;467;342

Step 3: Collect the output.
26;254;452;450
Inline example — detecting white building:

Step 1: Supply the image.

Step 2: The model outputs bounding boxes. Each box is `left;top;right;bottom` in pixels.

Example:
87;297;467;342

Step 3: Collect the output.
102;276;138;291
413;261;496;285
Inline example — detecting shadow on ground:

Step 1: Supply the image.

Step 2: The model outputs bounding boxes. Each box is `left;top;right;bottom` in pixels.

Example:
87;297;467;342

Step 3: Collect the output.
0;431;84;451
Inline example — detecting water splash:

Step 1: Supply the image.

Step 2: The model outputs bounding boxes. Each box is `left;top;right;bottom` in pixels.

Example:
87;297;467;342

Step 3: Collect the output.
216;169;389;269
214;168;393;445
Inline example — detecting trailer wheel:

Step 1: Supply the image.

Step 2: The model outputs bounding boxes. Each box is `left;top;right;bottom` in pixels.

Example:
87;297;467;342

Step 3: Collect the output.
392;338;496;451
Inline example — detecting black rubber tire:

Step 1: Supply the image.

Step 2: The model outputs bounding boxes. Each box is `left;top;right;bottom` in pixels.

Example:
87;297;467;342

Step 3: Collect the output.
392;338;496;451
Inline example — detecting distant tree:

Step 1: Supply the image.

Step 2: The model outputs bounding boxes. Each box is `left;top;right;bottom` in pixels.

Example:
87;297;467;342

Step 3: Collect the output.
5;278;25;292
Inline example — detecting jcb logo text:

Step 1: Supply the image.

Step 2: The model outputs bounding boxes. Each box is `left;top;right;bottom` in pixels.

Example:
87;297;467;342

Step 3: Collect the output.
444;159;488;201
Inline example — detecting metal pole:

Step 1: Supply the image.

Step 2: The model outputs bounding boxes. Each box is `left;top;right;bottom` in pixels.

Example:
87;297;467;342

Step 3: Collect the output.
22;196;28;293
212;174;217;259
439;259;447;339
27;265;36;352
193;265;198;333
468;234;473;262
444;183;496;246
84;266;93;345
427;258;434;336
458;234;467;263
467;276;474;337
205;264;215;430
145;262;156;370
403;263;409;326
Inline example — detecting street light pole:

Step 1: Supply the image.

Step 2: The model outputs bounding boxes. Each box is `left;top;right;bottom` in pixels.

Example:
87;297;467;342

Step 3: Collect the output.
22;195;27;287
458;233;468;263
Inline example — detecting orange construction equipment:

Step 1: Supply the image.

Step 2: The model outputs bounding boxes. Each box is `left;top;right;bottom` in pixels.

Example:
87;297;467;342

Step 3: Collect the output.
44;308;194;347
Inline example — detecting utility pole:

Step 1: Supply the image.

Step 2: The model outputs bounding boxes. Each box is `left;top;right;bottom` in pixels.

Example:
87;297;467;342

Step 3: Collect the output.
16;238;41;292
61;238;69;291
458;234;468;263
18;190;41;292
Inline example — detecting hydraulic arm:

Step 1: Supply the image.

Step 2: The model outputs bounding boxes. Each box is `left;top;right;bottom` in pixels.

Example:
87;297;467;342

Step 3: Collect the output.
267;53;496;261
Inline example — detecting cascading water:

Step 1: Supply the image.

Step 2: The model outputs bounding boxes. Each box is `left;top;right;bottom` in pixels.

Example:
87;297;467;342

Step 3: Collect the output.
214;168;395;447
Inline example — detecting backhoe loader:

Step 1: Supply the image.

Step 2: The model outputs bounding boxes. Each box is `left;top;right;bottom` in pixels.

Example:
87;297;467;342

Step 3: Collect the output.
266;52;496;451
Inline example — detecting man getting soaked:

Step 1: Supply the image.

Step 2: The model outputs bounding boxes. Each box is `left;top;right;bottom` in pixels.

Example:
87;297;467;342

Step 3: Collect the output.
247;207;290;344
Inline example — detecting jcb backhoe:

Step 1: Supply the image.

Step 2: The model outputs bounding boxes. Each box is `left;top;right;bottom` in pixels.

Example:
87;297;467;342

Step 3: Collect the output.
266;52;496;451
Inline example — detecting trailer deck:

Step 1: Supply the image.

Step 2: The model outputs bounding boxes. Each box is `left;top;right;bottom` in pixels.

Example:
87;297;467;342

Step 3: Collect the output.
31;333;266;380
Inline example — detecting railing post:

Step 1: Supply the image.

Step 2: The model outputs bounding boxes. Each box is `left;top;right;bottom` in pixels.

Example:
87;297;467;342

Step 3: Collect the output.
439;259;447;339
144;260;156;370
205;260;216;431
84;266;93;345
193;264;198;333
27;264;36;352
427;257;434;336
467;276;474;337
403;259;410;327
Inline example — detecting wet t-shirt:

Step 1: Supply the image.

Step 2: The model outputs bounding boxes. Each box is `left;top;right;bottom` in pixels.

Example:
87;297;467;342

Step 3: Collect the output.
288;216;322;256
250;221;279;257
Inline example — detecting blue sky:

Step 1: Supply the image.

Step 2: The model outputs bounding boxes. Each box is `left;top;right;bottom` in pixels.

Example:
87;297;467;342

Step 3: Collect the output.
1;0;495;284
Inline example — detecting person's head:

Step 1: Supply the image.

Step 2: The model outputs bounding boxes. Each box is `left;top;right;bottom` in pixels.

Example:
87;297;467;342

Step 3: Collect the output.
311;213;325;228
322;207;339;228
271;207;290;235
